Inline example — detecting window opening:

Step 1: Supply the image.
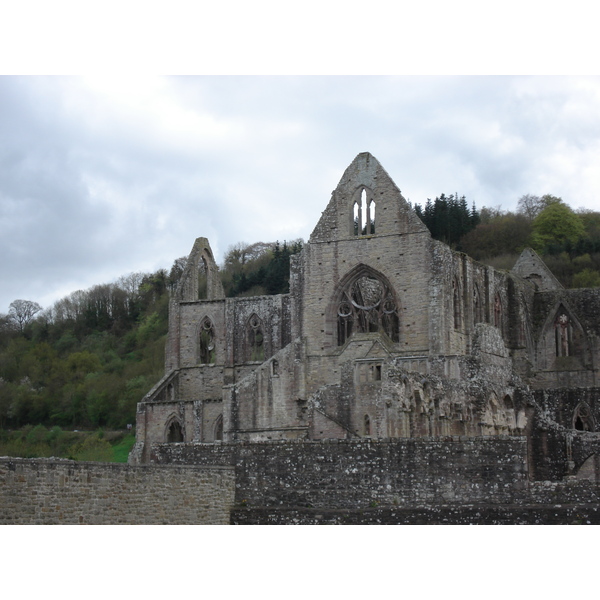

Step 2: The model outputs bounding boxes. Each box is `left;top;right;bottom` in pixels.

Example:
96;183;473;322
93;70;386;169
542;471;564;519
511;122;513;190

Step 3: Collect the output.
198;257;208;299
167;420;183;443
199;317;216;364
555;312;571;357
473;284;483;325
369;200;376;235
214;415;224;441
453;279;461;329
494;294;502;330
247;314;265;362
271;359;279;376
352;188;375;235
337;274;399;345
364;414;371;436
573;403;593;431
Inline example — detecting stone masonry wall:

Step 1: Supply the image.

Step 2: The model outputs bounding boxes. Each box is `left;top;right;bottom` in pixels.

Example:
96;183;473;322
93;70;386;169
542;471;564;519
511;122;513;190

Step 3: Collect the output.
151;437;530;509
0;459;235;525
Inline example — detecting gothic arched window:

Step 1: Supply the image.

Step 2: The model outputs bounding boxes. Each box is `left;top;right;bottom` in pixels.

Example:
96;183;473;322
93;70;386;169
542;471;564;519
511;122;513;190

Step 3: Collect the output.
166;418;184;443
199;317;216;364
555;311;572;357
494;293;503;330
473;284;483;325
198;256;208;299
337;272;399;345
214;414;224;441
573;403;594;431
352;187;376;236
453;279;462;330
247;314;265;362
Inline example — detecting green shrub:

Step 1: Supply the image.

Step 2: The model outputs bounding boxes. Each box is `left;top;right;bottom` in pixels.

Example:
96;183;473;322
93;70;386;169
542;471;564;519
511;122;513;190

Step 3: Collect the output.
70;433;114;462
26;424;47;444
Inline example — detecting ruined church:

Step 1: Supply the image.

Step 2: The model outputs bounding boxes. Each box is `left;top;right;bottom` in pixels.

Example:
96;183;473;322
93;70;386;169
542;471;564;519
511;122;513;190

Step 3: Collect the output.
130;152;600;490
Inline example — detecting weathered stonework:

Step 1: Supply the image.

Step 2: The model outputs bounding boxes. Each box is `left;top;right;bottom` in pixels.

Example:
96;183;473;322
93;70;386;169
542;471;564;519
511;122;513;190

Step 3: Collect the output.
127;152;600;523
0;458;234;525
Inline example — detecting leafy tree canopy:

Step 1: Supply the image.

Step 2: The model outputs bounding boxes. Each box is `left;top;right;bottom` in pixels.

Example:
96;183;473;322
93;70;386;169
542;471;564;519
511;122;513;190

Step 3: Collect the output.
531;201;586;253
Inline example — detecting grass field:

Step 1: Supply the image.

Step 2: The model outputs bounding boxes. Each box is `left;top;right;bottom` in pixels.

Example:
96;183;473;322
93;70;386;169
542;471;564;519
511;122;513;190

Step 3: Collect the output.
0;426;136;462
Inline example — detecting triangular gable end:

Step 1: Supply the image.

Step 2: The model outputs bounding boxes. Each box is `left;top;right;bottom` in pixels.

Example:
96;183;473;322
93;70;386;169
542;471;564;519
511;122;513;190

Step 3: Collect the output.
309;152;429;243
512;248;563;292
365;339;392;359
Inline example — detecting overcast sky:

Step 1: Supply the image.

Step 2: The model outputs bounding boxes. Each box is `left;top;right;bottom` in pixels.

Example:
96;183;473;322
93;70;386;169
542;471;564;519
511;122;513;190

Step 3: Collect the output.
2;75;600;313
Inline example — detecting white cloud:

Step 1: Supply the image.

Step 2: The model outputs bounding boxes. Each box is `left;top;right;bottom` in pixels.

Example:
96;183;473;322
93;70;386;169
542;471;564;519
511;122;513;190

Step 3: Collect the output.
2;75;600;313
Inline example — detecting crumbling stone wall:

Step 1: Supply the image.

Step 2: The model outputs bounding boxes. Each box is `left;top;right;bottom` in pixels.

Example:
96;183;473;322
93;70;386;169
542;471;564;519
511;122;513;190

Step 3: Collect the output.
0;459;234;525
528;387;600;479
151;437;530;509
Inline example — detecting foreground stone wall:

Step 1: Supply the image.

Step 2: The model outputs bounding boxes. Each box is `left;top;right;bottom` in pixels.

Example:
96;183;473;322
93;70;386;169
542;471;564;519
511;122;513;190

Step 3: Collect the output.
0;459;234;525
151;437;530;508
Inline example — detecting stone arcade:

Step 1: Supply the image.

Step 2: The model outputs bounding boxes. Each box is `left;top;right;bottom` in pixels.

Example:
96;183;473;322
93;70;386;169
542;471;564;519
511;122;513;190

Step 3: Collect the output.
128;152;600;523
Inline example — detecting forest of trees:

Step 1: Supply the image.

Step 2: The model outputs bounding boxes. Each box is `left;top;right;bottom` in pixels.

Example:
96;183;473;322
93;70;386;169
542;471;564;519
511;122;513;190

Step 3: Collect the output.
414;193;480;247
2;190;600;458
414;193;600;288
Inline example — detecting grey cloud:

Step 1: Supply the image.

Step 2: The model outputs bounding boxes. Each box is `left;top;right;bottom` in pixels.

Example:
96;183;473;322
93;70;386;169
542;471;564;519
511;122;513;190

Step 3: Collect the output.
2;75;600;313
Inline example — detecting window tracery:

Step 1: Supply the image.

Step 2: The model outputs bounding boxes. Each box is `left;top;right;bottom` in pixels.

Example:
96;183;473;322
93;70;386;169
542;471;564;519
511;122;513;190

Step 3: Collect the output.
199;317;216;364
352;187;375;235
337;273;399;345
573;403;594;431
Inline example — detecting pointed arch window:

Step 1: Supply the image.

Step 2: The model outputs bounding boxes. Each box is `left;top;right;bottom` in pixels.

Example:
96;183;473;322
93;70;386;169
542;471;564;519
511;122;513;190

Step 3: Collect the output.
352;187;376;236
337;272;399;345
214;414;224;441
368;200;376;235
199;317;216;364
198;256;208;299
166;418;184;443
494;294;503;330
555;311;572;357
473;284;483;325
247;314;265;362
573;403;594;431
453;279;462;329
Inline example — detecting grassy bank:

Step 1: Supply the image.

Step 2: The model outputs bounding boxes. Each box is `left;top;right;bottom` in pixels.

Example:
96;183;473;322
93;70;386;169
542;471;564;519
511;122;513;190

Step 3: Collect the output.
0;425;136;463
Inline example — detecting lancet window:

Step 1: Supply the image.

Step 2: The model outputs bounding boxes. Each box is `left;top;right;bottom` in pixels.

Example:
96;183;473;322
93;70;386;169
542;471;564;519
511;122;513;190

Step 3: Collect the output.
555;311;572;357
214;414;224;441
198;256;208;299
247;314;265;362
352;187;376;235
453;279;462;329
473;284;483;325
199;317;216;364
337;273;399;345
494;294;503;330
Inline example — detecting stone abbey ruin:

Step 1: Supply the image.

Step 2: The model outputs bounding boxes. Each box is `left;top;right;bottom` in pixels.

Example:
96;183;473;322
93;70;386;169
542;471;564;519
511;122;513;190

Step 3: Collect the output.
123;152;600;523
9;152;599;524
